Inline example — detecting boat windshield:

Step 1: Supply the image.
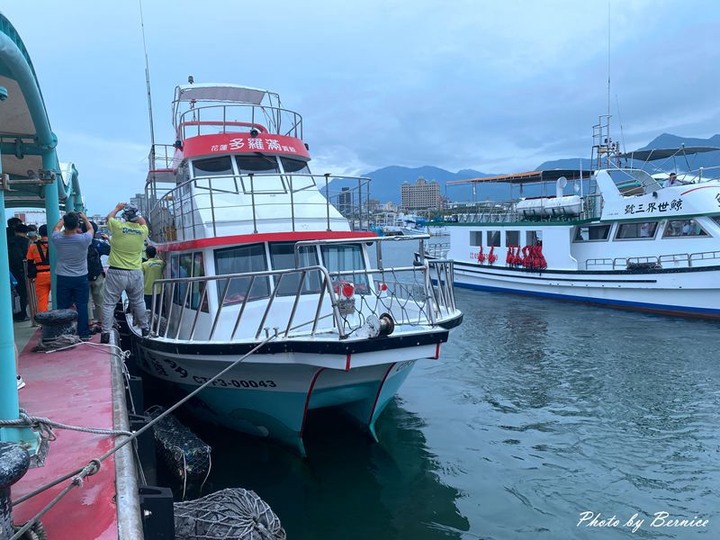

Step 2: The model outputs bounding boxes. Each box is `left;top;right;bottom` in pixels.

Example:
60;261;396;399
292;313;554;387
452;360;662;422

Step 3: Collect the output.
235;155;280;174
193;156;233;177
280;157;310;174
606;169;661;196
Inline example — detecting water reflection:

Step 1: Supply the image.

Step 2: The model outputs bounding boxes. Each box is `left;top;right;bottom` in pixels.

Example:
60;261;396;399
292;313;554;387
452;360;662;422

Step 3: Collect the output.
193;402;470;539
415;288;720;538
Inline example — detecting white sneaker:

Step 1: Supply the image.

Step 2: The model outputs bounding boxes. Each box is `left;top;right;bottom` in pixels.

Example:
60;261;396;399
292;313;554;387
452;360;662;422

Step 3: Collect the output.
17;376;25;390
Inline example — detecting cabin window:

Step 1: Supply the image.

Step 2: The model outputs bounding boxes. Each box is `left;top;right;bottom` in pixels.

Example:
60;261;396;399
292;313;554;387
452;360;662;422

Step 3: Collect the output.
172;253;192;307
269;242;321;296
191;253;208;311
616;222;658;240
215;243;270;305
279;158;314;191
280;157;311;174
488;230;501;247
235;155;280;174
663;219;708;238
525;231;541;246
169;254;181;304
505;231;519;247
470;231;483;247
192;156;233;178
321;244;370;295
169;252;208;311
574;224;611;242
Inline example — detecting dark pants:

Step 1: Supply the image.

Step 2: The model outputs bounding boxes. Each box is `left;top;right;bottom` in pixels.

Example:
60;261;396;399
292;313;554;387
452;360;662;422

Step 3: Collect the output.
11;267;27;320
56;274;91;338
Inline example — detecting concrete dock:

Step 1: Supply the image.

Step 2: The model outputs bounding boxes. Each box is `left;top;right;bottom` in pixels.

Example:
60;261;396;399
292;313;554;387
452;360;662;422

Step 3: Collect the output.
9;320;142;539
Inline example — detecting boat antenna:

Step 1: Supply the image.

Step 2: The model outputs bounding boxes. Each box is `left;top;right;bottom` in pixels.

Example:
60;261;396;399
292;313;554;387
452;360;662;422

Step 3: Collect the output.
615;94;626;155
139;0;156;166
606;0;611;119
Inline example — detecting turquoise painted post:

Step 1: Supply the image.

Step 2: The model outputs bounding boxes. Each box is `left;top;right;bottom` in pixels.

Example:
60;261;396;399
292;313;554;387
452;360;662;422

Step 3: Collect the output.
43;153;60;295
0;167;21;442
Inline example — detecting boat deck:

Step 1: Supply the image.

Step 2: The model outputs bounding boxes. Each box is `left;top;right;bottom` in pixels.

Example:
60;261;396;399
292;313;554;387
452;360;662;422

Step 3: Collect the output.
10;321;132;539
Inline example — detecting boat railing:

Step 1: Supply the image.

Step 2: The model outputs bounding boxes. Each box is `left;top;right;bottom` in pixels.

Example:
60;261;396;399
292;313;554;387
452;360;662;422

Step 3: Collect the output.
147;257;457;342
450;193;603;224
149;265;343;341
294;236;457;324
146;172;372;242
176;103;303;139
425;242;450;258
148;144;176;171
584;249;720;270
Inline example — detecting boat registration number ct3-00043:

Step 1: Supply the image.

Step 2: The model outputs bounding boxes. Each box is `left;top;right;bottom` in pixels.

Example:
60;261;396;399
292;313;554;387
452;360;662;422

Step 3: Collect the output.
193;376;277;389
148;356;278;389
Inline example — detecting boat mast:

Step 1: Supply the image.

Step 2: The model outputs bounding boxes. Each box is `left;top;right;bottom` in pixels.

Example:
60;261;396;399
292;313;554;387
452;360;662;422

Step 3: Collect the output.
139;0;156;166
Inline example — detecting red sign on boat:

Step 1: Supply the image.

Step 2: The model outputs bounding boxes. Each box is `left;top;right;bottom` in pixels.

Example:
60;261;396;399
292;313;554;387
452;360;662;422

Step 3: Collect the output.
183;132;310;159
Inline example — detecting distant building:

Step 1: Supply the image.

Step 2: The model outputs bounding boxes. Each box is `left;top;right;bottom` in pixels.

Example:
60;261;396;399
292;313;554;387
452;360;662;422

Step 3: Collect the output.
337;187;353;215
129;192;148;217
12;210;45;227
401;178;442;211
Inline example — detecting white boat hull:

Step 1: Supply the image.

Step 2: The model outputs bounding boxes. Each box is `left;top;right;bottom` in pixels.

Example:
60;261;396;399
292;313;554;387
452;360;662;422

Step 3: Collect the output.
130;329;447;454
452;261;720;317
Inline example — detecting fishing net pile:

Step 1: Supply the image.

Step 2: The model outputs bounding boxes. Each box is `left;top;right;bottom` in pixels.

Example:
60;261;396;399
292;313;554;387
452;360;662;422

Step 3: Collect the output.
174;488;286;540
145;405;212;498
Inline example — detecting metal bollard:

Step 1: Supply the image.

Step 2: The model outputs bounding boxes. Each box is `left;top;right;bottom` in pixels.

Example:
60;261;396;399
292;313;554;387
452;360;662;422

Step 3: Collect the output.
34;308;78;342
129;413;157;486
0;441;30;538
139;486;175;540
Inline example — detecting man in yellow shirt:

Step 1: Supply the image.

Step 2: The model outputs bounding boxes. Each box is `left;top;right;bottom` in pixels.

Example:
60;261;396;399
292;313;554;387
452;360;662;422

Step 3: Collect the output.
100;202;149;344
142;245;165;311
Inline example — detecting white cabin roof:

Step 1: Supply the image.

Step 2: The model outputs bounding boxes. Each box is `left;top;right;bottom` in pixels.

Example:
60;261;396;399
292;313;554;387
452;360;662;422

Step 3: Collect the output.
174;84;276;105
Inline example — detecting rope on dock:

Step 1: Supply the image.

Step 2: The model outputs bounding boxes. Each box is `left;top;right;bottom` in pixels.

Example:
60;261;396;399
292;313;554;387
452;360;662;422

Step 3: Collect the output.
0;410;133;439
174;488;286;540
11;520;46;539
30;334;80;353
10;461;100;540
9;334;277;539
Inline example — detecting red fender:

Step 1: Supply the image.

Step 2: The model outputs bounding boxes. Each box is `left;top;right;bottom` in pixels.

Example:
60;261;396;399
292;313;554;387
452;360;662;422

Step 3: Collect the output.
488;245;497;265
506;245;514;266
520;246;530;267
477;246;485;263
535;244;547;270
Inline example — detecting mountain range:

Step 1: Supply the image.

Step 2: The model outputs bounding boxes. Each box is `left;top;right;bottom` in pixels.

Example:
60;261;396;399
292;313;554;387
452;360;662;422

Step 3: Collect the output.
361;134;720;204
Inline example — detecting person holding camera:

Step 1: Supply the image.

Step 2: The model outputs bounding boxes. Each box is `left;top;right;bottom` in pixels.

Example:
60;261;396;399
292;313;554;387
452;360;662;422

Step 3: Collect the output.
100;202;149;344
51;212;94;339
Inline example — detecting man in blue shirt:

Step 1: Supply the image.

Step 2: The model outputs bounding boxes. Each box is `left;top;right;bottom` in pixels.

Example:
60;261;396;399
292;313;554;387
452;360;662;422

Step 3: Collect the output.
51;211;94;340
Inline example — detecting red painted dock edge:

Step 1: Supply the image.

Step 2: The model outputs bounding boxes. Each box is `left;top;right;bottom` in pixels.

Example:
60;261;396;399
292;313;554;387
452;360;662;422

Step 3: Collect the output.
12;330;120;539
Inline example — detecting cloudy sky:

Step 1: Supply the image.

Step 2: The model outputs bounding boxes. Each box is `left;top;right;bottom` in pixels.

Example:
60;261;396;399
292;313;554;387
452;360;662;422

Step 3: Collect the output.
3;0;720;213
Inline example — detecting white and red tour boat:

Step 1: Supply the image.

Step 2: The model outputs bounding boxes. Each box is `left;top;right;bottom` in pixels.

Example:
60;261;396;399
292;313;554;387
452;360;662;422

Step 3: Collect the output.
428;115;720;318
128;83;462;454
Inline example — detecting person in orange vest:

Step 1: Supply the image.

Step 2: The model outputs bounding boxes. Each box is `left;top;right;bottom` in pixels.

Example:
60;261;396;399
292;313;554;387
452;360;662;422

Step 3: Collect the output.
26;224;51;312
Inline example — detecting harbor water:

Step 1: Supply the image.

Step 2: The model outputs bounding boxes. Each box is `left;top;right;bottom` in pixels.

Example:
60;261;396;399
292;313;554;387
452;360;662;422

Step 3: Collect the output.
184;240;720;539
